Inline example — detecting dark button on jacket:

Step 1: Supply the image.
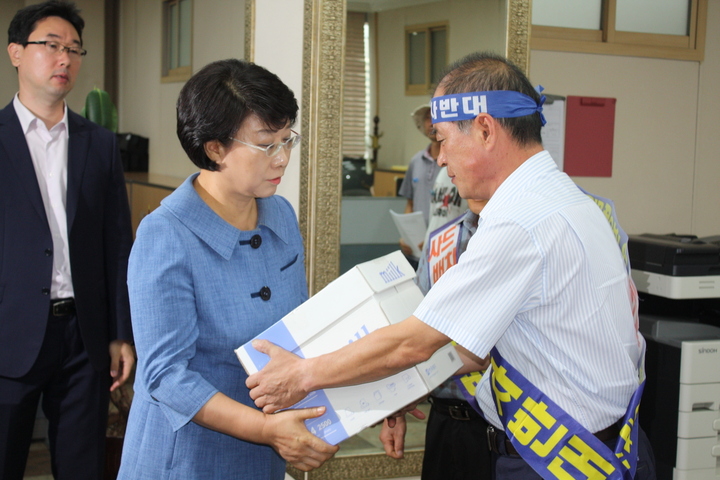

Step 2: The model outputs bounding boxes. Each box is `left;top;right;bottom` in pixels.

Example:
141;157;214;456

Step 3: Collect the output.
259;286;271;301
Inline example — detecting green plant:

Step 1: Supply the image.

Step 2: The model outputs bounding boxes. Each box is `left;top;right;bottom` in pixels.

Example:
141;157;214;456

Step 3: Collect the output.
81;87;118;133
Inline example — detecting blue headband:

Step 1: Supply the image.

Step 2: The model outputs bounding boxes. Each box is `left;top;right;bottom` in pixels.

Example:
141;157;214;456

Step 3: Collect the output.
431;86;546;126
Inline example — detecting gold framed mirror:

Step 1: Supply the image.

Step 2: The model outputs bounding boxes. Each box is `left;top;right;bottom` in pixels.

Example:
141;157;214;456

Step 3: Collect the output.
300;0;531;296
292;1;531;478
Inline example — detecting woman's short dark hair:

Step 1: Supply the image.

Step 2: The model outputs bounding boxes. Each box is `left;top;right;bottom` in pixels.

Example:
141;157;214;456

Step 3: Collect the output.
177;59;299;171
437;51;542;147
8;0;84;46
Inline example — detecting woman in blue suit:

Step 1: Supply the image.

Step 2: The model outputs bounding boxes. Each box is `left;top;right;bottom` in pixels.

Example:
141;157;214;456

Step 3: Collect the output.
117;59;338;479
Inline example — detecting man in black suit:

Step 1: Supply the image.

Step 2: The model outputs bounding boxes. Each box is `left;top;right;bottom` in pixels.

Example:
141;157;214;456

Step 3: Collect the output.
0;2;134;479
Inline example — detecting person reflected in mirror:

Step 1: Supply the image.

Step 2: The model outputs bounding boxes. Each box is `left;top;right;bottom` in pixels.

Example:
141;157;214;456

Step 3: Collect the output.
117;59;338;480
381;197;492;480
398;104;442;268
423;165;467;251
0;2;135;479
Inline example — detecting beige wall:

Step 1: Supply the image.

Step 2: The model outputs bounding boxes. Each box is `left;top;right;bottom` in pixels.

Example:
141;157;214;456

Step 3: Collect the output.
117;0;304;210
254;0;304;209
5;0;717;237
373;0;507;169
1;1;26;105
117;0;246;182
1;0;105;113
529;0;720;236
693;0;720;238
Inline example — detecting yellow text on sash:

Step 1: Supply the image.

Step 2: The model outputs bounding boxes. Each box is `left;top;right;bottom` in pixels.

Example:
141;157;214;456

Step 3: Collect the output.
457;371;482;397
508;397;569;457
548;435;615;480
615;405;639;469
492;357;619;480
490;357;523;416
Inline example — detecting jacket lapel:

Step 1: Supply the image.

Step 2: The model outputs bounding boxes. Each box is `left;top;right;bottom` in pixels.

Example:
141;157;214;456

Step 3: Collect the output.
66;110;90;231
0;102;47;222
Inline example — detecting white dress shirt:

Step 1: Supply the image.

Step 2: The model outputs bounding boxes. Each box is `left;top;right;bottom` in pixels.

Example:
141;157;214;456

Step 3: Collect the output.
14;94;74;299
416;151;644;432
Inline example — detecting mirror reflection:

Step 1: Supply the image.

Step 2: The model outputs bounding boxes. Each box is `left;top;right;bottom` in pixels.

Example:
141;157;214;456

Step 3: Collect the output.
296;0;529;476
341;0;509;274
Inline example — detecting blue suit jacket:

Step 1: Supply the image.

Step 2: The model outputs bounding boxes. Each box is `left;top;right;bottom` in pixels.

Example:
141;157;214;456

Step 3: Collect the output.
0;101;133;378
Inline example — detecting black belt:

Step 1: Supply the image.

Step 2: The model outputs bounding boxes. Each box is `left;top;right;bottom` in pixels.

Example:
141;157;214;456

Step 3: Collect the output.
429;396;483;421
50;298;75;317
487;423;620;456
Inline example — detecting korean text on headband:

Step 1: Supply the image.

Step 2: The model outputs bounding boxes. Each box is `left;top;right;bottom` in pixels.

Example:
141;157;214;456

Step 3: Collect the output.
430;86;546;126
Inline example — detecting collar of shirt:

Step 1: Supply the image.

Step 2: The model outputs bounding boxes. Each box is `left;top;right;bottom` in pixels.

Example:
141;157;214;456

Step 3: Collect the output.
478;150;555;222
461;210;479;236
421;144;436;163
13;93;69;139
162;173;296;260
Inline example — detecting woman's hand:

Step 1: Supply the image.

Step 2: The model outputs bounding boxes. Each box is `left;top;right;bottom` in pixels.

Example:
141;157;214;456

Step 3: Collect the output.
262;407;339;472
193;393;337;471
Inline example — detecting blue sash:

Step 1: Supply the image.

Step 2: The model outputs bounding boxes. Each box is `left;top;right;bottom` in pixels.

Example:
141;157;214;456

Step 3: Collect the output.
490;347;644;480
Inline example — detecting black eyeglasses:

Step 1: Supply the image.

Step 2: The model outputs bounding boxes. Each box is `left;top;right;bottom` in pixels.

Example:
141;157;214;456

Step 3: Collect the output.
25;40;87;59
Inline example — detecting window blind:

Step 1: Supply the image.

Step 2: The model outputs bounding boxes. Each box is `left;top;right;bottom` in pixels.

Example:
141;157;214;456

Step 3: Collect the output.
343;12;369;159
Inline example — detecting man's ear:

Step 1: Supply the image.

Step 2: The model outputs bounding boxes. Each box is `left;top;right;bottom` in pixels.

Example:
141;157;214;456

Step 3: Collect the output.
473;113;496;147
7;43;22;67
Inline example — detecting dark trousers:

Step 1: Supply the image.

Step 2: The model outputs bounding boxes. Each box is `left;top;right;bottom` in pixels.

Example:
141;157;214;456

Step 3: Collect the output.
492;425;657;480
422;397;493;480
0;313;109;480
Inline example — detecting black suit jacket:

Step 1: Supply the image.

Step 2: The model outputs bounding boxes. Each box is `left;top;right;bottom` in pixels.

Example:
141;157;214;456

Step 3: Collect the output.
0;101;133;378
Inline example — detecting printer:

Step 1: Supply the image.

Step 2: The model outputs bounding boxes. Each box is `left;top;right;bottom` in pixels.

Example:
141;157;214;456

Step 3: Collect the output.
629;234;720;480
630;233;720;327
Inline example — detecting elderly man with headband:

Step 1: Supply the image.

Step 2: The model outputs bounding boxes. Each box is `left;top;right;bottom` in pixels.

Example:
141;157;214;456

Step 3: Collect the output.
247;51;656;480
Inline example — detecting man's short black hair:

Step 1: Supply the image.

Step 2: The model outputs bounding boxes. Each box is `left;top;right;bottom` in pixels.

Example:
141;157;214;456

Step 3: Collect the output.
176;59;299;171
437;51;543;147
8;0;84;46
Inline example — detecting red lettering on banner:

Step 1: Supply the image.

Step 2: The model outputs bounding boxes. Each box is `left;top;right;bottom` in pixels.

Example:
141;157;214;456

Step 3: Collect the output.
429;236;442;258
432;250;456;283
430;230;454;258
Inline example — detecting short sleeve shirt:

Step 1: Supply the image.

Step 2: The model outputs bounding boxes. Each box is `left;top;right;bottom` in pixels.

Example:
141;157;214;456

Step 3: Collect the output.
398;146;442;225
415;151;644;432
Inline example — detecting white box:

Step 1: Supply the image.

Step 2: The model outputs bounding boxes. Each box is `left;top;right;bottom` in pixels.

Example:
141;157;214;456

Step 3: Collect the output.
235;250;462;445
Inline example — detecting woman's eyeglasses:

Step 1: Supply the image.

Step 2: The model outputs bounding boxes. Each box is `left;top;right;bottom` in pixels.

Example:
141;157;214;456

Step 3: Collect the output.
231;130;302;158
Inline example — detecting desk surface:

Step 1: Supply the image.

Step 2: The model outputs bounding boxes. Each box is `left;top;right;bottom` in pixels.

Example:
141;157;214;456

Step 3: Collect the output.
124;171;186;190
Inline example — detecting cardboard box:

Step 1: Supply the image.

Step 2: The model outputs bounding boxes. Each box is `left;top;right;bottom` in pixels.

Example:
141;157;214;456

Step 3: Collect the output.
235;250;462;445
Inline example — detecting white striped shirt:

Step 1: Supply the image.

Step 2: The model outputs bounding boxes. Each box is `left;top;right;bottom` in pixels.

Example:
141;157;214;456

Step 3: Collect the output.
416;151;644;432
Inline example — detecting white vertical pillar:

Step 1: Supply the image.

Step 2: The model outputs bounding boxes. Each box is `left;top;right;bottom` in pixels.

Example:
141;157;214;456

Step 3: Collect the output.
253;0;305;213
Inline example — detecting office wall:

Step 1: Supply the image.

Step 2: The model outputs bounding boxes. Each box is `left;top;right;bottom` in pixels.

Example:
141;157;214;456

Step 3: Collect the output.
373;0;507;170
0;1;25;104
529;0;720;236
253;0;304;209
117;0;246;184
4;0;716;237
119;0;245;184
693;0;720;238
116;0;303;210
0;0;105;113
